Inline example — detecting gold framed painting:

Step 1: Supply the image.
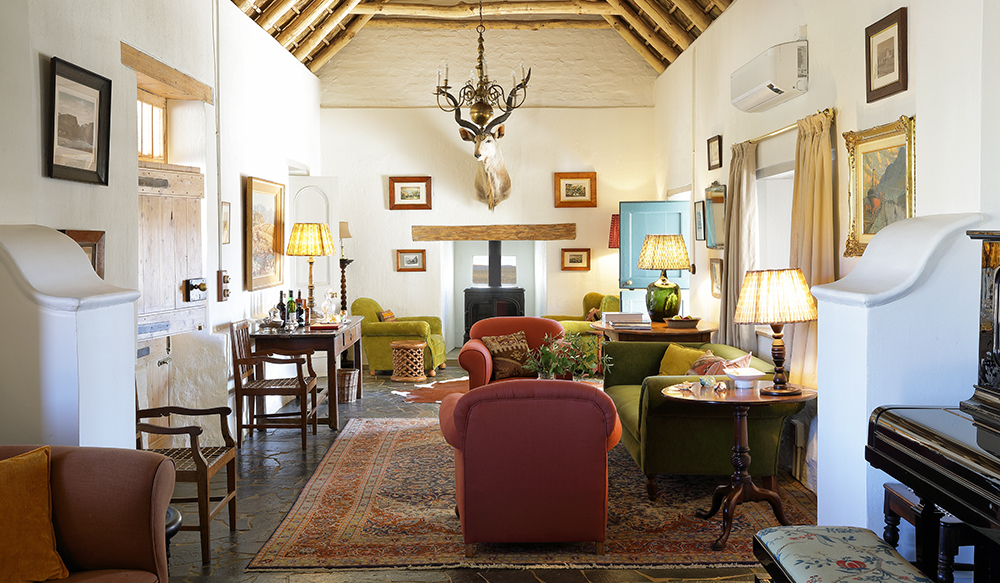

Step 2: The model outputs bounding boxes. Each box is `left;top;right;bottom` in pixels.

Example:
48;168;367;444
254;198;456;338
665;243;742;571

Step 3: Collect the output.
843;115;915;257
396;249;426;272
554;172;597;208
561;248;591;271
389;176;432;210
244;176;284;290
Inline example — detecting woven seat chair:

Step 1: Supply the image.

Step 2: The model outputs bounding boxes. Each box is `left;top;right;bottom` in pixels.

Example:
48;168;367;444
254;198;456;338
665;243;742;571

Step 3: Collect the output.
230;319;327;450
136;405;237;565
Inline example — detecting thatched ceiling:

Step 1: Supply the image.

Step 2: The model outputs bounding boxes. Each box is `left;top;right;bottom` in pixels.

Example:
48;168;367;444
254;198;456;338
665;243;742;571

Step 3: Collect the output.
232;0;733;75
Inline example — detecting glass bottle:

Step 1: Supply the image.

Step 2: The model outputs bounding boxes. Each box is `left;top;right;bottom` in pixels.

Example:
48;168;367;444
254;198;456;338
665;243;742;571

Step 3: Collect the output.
277;291;286;322
286;290;297;328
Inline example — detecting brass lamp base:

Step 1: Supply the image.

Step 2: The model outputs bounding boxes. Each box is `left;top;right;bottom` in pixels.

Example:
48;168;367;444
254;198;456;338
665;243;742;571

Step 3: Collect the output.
759;385;802;397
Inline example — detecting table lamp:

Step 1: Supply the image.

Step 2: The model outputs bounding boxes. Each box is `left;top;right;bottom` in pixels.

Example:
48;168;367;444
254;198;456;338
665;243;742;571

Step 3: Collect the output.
338;221;354;313
286;222;336;312
733;268;817;396
608;214;620;249
637;234;690;321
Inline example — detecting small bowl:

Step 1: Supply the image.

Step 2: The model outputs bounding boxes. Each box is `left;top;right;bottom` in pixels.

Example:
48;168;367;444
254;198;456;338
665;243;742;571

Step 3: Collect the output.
664;316;701;329
724;367;765;389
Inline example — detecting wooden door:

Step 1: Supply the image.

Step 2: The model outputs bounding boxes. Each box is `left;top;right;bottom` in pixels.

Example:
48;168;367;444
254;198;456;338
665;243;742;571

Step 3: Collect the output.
619;200;691;290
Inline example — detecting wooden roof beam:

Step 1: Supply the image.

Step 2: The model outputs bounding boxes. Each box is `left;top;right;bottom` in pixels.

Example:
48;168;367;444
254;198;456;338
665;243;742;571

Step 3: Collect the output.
710;0;730;9
602;15;666;74
294;0;364;60
235;0;259;16
669;0;711;32
259;0;298;31
352;1;618;18
412;224;577;241
306;14;373;72
628;0;692;49
605;0;679;60
366;17;610;30
276;0;339;48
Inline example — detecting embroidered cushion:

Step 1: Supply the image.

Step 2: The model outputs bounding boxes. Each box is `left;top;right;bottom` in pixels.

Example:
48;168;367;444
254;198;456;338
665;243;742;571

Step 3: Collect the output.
584;308;601;322
481;331;530;381
658;344;707;375
687;352;752;376
379;310;396;322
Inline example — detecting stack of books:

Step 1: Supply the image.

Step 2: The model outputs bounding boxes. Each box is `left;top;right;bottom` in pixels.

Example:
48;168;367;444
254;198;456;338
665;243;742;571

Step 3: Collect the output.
602;312;652;330
611;321;652;330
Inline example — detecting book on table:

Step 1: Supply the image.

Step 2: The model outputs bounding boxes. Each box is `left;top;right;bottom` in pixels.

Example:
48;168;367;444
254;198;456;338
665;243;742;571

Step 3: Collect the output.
611;321;652;330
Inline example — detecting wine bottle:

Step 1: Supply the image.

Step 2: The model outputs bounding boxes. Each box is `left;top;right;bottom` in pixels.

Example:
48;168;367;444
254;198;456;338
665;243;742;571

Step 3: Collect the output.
277;291;286;322
286;290;297;327
296;291;305;325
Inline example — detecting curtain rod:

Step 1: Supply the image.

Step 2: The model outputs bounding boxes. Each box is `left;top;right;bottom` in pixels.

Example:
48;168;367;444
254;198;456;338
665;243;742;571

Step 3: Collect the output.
748;108;834;144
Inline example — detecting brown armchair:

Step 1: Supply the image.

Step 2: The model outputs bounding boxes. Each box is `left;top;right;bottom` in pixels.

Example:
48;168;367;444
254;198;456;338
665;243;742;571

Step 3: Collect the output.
439;379;622;557
458;316;564;389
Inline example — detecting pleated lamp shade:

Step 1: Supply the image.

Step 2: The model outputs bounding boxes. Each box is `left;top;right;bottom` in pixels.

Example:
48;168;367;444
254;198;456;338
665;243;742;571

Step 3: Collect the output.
608;214;620;249
286;223;336;257
734;268;817;325
637;234;690;271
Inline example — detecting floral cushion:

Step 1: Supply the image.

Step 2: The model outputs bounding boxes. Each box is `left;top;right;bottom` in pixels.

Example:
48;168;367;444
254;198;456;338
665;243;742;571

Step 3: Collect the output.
755;525;933;582
687;352;752;376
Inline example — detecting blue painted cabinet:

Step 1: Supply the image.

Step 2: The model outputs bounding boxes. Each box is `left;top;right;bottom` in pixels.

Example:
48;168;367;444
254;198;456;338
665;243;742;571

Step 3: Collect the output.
619;200;691;290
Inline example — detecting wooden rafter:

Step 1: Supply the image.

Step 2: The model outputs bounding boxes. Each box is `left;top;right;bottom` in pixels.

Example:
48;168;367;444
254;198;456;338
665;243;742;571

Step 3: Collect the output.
605;0;678;61
602;15;665;74
667;0;710;32
294;0;364;60
236;0;259;16
275;0;339;48
625;0;692;49
258;0;298;31
710;0;731;9
306;14;374;72
352;1;618;18
366;17;611;30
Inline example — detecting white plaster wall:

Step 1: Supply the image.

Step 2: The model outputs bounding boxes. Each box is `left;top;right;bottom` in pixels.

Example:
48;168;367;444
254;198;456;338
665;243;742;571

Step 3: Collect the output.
321;107;652;349
317;27;656;108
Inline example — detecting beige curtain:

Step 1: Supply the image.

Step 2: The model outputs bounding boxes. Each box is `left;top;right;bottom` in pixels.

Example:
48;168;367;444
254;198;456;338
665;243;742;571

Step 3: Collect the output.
786;112;836;388
717;141;758;350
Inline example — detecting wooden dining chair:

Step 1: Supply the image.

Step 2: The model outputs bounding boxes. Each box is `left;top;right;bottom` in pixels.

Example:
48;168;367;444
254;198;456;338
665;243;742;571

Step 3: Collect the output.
229;319;327;450
136;405;237;565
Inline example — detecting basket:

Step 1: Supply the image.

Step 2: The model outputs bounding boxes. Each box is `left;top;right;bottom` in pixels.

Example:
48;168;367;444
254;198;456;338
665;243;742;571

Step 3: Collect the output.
337;368;360;403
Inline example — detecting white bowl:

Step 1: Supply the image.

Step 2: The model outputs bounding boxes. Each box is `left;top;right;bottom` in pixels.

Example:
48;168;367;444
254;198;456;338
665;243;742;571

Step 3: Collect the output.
724;367;765;389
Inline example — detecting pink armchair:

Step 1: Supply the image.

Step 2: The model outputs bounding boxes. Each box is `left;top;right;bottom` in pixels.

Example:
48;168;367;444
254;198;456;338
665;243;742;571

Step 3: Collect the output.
439;378;622;557
458;316;564;389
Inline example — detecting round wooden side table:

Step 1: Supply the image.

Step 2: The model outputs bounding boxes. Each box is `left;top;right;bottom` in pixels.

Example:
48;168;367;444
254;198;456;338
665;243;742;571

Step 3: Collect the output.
390;340;427;382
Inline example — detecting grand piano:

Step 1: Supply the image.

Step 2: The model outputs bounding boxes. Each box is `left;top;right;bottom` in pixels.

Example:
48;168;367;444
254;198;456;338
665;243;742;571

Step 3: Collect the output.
867;230;1000;581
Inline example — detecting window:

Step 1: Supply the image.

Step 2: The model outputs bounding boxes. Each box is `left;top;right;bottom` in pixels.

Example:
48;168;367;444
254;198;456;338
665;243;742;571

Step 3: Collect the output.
472;255;516;285
137;89;166;162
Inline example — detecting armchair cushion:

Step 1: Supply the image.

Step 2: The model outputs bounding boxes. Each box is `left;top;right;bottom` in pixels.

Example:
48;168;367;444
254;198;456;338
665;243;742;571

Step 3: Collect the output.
481;330;530;380
379;310;396;322
0;446;68;582
658;343;707;375
687;351;752;375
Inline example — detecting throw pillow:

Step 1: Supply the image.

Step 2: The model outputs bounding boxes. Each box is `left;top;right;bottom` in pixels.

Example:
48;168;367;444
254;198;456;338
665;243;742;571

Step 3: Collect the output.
481;330;530;381
688;352;753;376
0;446;68;582
379;310;396;322
584;308;600;322
658;344;708;375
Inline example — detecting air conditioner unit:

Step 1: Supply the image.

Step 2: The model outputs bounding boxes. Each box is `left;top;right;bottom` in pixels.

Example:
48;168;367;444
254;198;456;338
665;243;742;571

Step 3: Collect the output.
730;40;808;113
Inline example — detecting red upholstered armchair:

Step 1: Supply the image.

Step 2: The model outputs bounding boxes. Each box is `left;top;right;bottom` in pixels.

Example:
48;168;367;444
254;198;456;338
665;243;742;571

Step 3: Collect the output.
458;316;564;389
439;378;622;557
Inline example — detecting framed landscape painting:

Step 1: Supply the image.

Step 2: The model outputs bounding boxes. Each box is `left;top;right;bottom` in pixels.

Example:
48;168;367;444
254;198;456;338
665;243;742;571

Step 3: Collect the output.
244;176;284;290
389;176;432;210
554;172;597;208
866;8;907;103
843;115;915;257
49;57;112;185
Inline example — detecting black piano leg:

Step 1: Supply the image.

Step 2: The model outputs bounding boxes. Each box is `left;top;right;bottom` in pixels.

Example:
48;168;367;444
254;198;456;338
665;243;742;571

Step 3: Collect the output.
938;515;963;583
915;498;943;579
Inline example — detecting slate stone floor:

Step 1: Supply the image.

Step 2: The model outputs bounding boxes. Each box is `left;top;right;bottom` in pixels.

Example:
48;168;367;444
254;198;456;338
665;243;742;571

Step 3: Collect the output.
167;358;765;583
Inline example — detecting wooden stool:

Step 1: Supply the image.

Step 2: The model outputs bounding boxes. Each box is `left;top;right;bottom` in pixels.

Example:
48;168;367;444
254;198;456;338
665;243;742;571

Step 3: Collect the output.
390;340;427;382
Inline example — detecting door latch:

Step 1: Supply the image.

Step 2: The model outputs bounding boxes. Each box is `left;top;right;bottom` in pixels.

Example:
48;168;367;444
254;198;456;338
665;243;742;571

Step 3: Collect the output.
184;278;208;302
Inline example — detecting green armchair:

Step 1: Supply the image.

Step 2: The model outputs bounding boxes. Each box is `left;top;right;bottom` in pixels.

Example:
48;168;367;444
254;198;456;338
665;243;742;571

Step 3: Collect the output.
544;293;620;364
602;341;805;500
351;298;447;376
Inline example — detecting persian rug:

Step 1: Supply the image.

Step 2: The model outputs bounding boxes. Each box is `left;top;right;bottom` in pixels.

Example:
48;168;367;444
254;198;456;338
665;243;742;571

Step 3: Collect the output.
248;417;817;570
394;377;470;403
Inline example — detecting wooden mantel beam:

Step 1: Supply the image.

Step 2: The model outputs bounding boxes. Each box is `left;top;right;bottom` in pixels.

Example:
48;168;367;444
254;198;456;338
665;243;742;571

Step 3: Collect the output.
352;1;617;18
366;17;611;30
412;224;576;241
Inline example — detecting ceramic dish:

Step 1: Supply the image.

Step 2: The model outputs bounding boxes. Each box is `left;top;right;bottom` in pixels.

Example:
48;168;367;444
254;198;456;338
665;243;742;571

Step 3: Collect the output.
664;317;700;329
724;367;765;389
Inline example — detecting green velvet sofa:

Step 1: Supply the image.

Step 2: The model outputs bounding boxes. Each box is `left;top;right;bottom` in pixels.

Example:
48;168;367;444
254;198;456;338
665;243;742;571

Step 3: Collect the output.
351;297;447;376
544;293;620;362
602;341;805;500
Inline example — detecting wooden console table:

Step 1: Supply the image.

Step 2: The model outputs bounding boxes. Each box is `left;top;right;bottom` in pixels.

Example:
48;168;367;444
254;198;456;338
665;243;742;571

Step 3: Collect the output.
251;315;363;431
591;320;717;343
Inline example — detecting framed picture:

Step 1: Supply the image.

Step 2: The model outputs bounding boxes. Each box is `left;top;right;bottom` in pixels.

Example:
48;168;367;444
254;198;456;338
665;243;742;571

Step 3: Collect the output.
396;249;426;272
843;115;915;257
710;258;723;298
389;176;432;210
707;135;723;170
221;201;231;245
244;176;284;290
49;57;112;185
694;200;706;242
60;229;105;279
554;172;597;208
866;7;908;103
561;248;591;271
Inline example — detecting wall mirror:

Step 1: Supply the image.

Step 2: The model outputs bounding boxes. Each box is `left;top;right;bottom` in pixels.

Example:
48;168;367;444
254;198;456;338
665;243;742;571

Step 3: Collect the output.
704;181;726;249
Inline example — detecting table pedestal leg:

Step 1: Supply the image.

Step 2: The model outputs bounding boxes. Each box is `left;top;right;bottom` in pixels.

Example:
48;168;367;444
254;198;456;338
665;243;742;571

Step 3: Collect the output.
695;404;790;550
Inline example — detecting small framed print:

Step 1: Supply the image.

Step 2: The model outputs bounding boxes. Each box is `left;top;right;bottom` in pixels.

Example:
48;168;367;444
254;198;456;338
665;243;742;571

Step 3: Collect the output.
221;201;231;245
396;249;426;272
866;7;907;103
707;135;723;170
389;176;432;210
60;229;105;279
561;248;591;271
710;258;723;298
694;200;706;242
49;57;112;185
554;172;597;208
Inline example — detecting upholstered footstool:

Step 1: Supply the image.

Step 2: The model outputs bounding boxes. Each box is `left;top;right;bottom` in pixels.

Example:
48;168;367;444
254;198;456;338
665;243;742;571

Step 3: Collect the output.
753;525;933;583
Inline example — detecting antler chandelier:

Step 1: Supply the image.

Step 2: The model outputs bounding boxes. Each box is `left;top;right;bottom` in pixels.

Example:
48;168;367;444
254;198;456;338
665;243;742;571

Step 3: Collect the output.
434;1;530;129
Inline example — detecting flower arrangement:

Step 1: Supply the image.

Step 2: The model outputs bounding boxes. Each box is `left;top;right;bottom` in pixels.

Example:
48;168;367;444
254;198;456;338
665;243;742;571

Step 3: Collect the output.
524;332;612;380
